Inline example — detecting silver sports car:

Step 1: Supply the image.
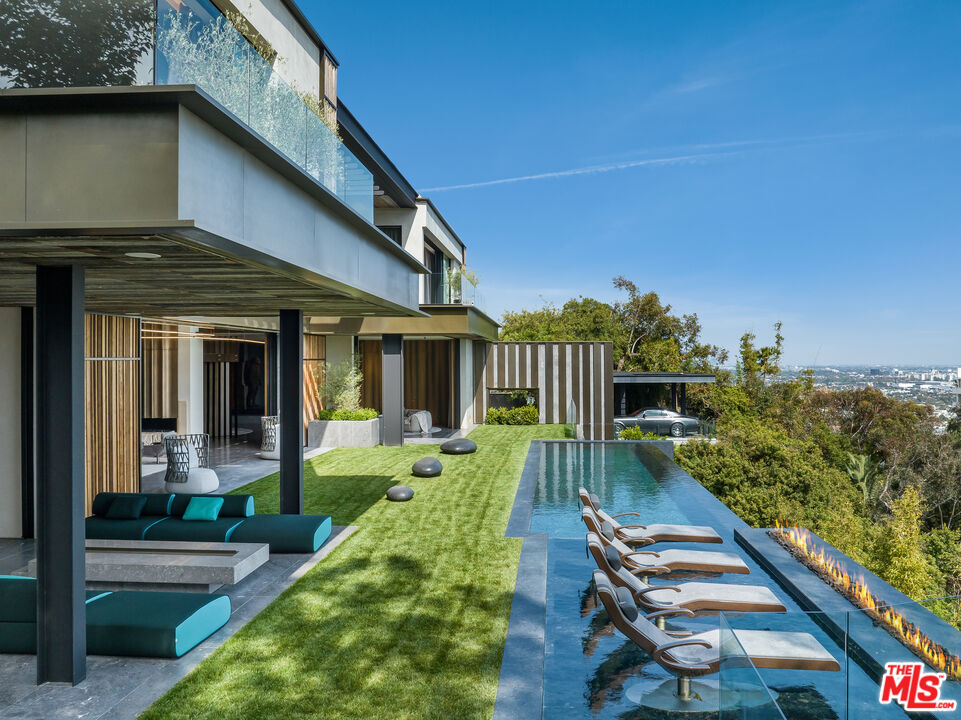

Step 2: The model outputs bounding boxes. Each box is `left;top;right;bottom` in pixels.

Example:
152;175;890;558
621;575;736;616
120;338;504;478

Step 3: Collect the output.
614;408;700;437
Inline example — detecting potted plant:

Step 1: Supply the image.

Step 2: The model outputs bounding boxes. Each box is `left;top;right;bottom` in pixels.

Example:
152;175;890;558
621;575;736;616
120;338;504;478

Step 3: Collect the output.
306;360;382;448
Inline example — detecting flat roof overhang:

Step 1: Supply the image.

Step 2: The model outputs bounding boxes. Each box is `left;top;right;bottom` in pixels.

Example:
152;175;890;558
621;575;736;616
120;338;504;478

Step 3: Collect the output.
0;86;427;317
307;304;499;340
613;372;716;384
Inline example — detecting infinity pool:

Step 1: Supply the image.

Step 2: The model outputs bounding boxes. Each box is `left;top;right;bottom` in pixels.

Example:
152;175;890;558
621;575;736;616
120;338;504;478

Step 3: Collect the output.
527;441;909;720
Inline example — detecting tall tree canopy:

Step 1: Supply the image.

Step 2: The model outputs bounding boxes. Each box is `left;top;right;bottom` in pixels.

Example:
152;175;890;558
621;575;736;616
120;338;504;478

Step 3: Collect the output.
499;276;727;372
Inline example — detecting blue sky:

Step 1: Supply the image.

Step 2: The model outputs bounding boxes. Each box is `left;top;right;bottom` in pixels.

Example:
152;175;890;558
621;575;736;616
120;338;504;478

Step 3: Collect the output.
303;0;961;366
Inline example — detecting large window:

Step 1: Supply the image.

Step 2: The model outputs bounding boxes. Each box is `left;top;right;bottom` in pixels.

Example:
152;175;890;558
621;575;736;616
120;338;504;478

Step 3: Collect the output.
377;226;403;246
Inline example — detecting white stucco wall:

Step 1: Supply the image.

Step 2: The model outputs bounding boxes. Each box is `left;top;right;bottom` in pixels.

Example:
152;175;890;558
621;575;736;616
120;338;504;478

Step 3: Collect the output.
237;0;322;99
177;335;205;435
458;338;474;429
325;334;354;369
0;308;21;538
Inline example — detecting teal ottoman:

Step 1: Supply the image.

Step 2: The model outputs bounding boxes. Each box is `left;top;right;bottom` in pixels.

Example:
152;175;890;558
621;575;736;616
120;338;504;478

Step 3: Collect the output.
0;576;230;658
86;591;231;658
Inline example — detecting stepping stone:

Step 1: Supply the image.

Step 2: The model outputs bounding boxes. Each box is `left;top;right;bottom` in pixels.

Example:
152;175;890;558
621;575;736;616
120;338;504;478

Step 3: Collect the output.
386;485;414;502
412;457;442;477
440;438;477;455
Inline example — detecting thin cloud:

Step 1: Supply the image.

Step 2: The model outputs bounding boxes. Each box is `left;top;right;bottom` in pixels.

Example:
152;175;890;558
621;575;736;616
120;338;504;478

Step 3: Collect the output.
594;130;883;163
666;76;730;95
421;151;735;192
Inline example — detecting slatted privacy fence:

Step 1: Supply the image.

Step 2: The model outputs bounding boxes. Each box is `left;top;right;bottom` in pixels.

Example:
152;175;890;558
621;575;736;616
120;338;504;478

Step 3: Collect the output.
474;341;614;440
84;313;141;515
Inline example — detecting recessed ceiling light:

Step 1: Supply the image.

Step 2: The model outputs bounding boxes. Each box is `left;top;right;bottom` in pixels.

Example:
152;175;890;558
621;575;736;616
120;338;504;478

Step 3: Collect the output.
125;252;161;259
360;312;376;316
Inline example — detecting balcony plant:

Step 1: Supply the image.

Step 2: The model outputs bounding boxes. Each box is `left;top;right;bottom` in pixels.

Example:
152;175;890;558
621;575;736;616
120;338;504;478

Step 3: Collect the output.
445;266;479;304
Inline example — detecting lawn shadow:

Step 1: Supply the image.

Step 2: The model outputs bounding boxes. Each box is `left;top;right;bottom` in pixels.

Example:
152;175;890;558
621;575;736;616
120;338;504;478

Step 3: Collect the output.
230;471;398;526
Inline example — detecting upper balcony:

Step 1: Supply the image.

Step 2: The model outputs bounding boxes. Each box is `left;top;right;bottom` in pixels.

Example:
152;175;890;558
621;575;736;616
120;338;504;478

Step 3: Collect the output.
424;271;484;309
0;0;373;222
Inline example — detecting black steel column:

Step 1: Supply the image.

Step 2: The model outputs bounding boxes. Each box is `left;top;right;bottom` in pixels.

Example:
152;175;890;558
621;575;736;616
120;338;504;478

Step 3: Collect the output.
265;332;278;416
35;266;85;685
680;383;688;416
670;383;678;412
278;310;303;514
20;307;35;539
382;334;404;447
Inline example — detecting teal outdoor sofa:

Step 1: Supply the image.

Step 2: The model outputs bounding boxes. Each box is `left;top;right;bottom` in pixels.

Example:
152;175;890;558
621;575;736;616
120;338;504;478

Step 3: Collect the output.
85;492;332;553
0;576;230;658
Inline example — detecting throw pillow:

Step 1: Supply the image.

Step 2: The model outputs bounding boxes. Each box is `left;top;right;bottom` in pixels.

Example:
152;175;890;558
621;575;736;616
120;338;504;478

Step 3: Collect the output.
182;496;224;522
105;495;147;520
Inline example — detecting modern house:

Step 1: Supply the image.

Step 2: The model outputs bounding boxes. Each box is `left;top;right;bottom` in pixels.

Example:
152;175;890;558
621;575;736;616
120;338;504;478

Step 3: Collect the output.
0;0;493;684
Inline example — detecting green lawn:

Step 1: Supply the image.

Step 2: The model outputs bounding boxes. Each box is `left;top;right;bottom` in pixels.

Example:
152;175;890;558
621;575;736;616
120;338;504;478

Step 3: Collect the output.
140;425;566;720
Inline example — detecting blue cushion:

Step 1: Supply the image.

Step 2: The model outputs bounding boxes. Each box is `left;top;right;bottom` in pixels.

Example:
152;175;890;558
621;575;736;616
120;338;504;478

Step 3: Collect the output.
182;496;223;522
86;515;169;541
170;494;254;518
143;517;246;543
85;591;231;658
0;577;230;658
105;495;147;520
229;514;332;553
92;492;174;517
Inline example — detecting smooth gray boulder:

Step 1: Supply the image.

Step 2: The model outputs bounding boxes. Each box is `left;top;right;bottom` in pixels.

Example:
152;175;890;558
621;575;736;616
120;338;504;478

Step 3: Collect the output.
386;485;414;502
440;438;477;455
411;457;442;477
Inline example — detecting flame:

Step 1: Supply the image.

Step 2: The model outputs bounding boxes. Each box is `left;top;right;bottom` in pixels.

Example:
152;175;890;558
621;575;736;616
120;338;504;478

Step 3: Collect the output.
773;520;961;681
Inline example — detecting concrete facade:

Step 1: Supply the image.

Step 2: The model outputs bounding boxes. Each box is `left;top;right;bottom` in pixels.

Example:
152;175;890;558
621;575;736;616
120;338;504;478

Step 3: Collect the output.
0;308;21;538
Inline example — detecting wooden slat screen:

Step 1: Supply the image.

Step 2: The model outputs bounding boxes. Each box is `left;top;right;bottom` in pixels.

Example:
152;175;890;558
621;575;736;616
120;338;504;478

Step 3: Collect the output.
204;361;231;437
303;334;326;432
84;314;140;515
141;323;178;421
475;341;614;439
359;339;454;427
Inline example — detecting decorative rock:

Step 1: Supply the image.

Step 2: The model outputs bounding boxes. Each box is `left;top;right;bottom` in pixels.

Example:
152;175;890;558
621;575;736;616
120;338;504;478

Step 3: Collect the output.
411;457;442;478
440;438;477;455
386;485;414;502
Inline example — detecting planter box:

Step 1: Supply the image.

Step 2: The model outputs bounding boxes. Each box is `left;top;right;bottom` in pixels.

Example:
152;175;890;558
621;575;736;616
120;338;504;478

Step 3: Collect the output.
307;417;381;449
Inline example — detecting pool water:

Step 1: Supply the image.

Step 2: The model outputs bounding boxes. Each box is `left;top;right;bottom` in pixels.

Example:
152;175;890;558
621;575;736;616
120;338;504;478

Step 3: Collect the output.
530;443;689;537
530;442;909;720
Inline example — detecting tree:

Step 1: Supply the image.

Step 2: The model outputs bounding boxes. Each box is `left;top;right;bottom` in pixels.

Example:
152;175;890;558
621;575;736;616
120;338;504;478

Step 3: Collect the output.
499;277;727;373
874;488;942;599
737;322;784;385
0;1;154;88
611;276;727;372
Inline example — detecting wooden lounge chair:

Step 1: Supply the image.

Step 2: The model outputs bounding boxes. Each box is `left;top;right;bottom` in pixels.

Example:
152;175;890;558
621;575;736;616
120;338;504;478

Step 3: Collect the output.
581;510;750;575
581;505;724;547
587;533;786;616
592;570;839;703
583;529;749;576
578;488;722;545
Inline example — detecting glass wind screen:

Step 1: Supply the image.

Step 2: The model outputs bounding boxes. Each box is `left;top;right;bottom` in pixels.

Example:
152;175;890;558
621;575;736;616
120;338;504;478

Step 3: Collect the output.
156;0;374;221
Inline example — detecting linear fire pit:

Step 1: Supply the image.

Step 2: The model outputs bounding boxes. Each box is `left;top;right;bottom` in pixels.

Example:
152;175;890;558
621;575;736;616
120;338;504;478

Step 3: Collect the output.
736;527;961;711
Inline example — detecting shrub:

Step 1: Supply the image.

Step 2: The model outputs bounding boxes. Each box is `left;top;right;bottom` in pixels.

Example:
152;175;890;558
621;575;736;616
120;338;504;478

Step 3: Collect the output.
485;404;538;425
317;359;363;412
618;426;668;441
315;408;378;421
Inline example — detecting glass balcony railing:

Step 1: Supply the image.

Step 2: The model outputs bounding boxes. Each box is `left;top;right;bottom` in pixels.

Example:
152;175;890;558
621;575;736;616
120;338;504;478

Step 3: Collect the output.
0;0;373;222
156;0;373;221
423;272;483;308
